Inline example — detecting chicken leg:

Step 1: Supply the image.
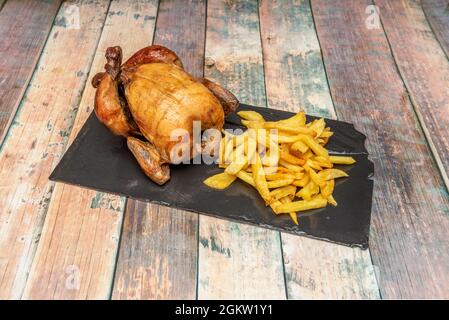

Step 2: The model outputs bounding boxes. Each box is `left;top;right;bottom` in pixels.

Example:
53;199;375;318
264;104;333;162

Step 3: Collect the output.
93;47;170;184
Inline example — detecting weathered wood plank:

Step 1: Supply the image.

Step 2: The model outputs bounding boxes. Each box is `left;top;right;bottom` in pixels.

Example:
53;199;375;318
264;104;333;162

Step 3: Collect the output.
22;0;159;299
260;0;335;118
112;0;206;300
375;0;449;189
422;0;449;58
0;0;110;300
112;203;198;299
0;0;62;145
260;0;380;299
313;0;449;299
198;0;286;299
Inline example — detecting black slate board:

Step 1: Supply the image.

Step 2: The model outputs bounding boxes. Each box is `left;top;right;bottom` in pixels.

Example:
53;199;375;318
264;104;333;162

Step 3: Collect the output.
50;104;374;249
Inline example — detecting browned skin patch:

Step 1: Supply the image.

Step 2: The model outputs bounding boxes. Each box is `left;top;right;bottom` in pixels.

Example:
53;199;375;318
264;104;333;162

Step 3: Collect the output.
199;77;239;115
127;136;170;185
120;45;183;83
92;46;139;137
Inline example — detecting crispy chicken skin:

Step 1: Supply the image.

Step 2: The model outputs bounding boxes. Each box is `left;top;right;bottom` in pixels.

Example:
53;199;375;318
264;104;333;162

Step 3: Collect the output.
91;45;239;185
92;47;140;137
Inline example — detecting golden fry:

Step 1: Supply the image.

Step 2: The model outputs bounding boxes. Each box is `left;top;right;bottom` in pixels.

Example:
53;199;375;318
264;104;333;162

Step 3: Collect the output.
240;120;260;128
276;134;303;144
280;144;306;166
223;137;235;164
267;178;295;189
276;167;292;173
320;179;335;198
327;194;337;206
297;180;319;200
225;144;247;175
320;130;333;138
305;159;323;171
292;174;310;187
275;196;328;214
265;173;296;181
245;135;257;163
302;149;314;160
237;110;265;122
329;155;356;165
279;159;304;172
318;138;329;146
277;112;306;127
203;172;237;190
318;168;349;180
307;167;326;188
252;152;272;202
261;149;279;167
293;172;305;179
218;137;226;165
263;166;279;175
279;196;298;225
264;122;316;136
313;156;333;168
269;200;283;215
270;185;296;201
288;212;299;225
291;140;309;154
236;170;255;187
309;118;325;137
299;134;329;158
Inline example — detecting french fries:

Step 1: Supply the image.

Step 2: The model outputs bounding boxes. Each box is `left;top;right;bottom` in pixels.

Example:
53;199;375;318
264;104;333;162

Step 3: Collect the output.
252;152;272;202
203;172;237;189
237;110;265;122
275;195;328;214
204;110;356;224
329;155;356;165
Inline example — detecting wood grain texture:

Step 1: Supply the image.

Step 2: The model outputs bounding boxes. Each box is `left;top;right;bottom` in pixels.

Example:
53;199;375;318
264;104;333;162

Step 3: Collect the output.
375;0;449;189
260;0;334;118
112;202;198;299
22;0;159;299
112;0;206;300
313;0;449;299
422;0;449;57
198;0;285;299
0;0;62;145
260;0;380;299
0;0;110;299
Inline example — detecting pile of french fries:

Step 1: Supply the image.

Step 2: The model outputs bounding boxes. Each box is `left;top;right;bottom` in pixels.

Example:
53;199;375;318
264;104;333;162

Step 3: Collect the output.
203;110;356;224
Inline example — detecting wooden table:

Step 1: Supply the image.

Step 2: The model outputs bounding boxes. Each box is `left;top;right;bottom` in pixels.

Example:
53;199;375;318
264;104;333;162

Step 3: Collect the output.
0;0;448;300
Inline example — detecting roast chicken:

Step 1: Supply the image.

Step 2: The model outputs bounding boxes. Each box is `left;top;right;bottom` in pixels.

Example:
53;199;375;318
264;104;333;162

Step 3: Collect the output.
92;45;239;185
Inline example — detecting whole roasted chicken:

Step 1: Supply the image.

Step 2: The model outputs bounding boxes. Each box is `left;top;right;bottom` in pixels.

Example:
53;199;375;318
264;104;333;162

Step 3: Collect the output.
92;45;239;185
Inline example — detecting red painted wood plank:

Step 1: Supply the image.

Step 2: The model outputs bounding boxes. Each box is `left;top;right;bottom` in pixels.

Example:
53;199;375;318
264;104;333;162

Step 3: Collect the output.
422;0;449;57
111;0;206;299
312;0;449;298
0;0;62;145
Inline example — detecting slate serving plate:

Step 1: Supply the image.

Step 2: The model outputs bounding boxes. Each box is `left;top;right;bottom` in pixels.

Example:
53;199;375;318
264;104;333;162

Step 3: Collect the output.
50;104;374;249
